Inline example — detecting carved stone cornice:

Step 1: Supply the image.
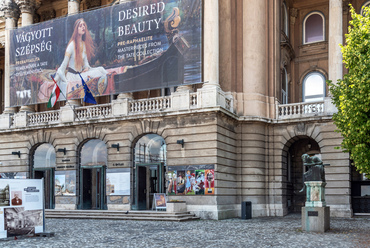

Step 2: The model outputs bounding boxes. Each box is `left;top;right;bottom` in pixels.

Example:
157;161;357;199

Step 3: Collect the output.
14;0;36;14
86;0;101;9
0;0;20;20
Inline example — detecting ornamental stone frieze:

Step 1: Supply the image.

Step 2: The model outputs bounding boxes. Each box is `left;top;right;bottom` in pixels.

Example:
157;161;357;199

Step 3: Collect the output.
14;0;36;14
86;0;101;9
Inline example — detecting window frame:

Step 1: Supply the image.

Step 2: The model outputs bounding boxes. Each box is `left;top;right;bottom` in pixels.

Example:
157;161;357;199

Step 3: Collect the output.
303;11;325;44
361;1;370;16
302;71;326;102
282;2;289;37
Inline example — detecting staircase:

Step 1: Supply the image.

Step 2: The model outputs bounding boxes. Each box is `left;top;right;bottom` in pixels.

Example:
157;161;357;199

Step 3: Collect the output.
45;209;200;222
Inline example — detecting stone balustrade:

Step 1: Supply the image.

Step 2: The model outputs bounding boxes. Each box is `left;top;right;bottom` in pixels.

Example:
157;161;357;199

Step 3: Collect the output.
0;86;234;130
277;101;325;119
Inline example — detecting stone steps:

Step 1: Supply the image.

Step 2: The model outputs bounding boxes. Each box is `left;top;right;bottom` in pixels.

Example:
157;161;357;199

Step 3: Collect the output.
45;209;200;222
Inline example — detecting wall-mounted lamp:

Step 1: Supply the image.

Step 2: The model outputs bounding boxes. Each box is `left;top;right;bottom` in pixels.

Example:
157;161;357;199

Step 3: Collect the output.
111;143;120;151
177;139;185;148
12;151;21;158
57;148;66;155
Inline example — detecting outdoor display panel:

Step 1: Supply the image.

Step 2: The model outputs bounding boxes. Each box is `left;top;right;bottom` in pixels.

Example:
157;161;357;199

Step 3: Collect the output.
9;0;202;107
0;179;44;239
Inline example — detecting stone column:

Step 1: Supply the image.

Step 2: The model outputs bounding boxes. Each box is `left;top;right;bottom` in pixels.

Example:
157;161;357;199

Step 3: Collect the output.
203;0;219;88
328;0;343;85
16;0;36;112
66;0;82;106
243;0;267;117
2;0;19;114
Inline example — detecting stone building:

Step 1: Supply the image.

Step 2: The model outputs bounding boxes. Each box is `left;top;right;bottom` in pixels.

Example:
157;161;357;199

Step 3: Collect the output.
0;0;368;220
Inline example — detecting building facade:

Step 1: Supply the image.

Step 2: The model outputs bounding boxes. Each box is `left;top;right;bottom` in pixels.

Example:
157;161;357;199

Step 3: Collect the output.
0;0;368;219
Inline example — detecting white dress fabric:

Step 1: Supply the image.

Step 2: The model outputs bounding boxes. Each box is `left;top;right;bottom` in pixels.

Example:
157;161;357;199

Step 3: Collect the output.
55;41;107;98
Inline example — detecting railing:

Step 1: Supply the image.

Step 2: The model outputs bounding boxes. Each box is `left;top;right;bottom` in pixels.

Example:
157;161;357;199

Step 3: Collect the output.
75;104;112;120
190;92;198;108
129;96;171;113
277;101;325;119
28;110;60;125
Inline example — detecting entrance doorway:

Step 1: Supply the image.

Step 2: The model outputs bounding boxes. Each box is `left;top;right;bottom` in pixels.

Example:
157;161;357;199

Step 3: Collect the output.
32;143;56;209
78;139;107;210
33;168;54;209
283;137;321;213
134;163;165;210
80;166;106;210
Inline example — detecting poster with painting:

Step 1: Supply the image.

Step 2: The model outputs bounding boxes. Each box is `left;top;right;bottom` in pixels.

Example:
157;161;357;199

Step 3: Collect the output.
176;171;186;195
106;169;130;195
195;170;205;195
55;170;76;196
205;169;215;195
185;170;196;195
167;171;177;195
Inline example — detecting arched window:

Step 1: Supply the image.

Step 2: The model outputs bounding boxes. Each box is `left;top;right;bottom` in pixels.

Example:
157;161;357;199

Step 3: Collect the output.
282;2;289;37
80;139;107;166
361;1;370;16
134;134;166;164
303;71;326;102
281;67;288;104
303;12;325;44
33;143;56;168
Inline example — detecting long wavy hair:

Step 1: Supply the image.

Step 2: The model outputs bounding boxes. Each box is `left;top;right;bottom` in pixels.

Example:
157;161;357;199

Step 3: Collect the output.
68;18;95;71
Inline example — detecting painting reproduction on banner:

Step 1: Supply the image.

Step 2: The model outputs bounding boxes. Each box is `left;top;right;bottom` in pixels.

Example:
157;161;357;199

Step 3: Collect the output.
55;170;76;196
9;0;202;107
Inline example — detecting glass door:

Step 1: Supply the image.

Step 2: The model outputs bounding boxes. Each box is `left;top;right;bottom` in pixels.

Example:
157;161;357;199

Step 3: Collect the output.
80;166;107;210
33;168;55;209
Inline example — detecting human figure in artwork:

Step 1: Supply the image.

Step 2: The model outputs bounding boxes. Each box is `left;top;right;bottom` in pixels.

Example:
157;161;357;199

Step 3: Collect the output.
40;18;107;100
11;193;22;206
185;170;192;193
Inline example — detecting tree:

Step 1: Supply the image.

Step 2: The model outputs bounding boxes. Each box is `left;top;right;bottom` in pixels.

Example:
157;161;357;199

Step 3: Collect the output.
329;5;370;175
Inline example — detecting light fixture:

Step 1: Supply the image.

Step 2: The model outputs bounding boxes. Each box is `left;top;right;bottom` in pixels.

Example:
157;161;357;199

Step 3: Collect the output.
111;143;120;151
177;139;185;148
12;151;21;158
57;148;66;155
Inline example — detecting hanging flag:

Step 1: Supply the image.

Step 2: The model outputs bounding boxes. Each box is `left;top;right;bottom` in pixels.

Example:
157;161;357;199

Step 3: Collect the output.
47;76;61;108
79;73;97;104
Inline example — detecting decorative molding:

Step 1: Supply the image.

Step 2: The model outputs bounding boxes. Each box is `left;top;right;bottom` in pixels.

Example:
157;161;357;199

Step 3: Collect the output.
14;0;36;14
290;8;298;25
0;0;20;20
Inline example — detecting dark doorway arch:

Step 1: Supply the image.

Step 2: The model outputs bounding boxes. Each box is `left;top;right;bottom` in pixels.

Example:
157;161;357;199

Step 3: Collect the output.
132;134;166;210
78;139;107;210
31;143;56;209
283;136;321;213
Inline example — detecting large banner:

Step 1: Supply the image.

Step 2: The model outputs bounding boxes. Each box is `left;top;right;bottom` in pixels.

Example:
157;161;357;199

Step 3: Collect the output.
9;0;202;107
0;179;44;238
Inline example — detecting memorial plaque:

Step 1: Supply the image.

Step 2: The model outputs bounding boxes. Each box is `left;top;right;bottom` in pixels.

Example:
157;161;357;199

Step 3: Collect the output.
308;211;318;216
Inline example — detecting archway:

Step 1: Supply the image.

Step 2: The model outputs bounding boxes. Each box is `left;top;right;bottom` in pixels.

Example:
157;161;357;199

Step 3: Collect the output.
31;143;56;209
132;134;166;210
283;136;321;213
78;139;107;210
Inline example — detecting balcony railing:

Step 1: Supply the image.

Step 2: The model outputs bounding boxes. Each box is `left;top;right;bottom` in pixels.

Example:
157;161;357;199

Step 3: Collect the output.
0;86;234;130
277;101;325;119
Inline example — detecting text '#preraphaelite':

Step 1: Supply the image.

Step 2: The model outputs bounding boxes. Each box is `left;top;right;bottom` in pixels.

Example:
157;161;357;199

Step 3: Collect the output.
14;27;53;57
117;2;165;37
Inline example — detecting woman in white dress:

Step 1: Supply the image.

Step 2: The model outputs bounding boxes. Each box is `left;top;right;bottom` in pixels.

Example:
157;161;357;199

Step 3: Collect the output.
54;18;107;98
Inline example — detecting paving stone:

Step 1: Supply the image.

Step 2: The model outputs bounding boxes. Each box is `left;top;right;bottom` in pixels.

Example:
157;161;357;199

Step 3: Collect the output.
0;214;368;248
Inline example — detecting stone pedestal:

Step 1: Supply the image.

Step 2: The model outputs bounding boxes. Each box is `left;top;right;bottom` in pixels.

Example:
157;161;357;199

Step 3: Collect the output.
302;206;330;232
302;181;330;232
167;201;187;213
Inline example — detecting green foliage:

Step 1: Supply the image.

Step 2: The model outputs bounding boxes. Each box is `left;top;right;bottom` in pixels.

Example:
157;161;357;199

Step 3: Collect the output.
328;5;370;175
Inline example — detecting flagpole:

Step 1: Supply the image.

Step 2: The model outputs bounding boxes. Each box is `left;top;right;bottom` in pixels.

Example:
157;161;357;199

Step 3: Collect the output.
51;76;82;122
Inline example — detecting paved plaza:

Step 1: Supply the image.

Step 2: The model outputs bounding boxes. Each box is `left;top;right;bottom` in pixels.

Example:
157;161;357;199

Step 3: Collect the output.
0;214;369;248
